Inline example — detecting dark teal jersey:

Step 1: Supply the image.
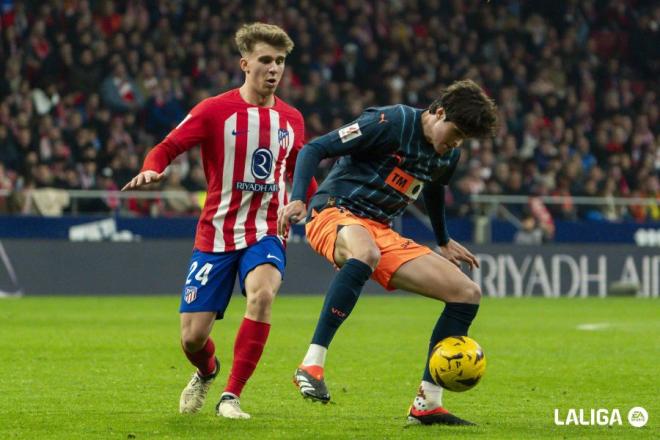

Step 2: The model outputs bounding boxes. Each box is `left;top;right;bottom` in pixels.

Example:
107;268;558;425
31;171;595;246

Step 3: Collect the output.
291;104;460;226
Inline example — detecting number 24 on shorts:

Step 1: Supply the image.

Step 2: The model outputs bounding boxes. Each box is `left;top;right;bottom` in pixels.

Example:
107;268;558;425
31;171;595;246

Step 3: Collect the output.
186;262;214;286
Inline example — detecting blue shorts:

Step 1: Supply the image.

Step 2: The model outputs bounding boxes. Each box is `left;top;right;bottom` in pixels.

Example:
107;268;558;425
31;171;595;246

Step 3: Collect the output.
178;236;286;319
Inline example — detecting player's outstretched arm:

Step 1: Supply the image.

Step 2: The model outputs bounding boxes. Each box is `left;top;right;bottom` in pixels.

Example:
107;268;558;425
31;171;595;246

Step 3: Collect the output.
121;98;211;192
121;170;166;191
278;134;331;237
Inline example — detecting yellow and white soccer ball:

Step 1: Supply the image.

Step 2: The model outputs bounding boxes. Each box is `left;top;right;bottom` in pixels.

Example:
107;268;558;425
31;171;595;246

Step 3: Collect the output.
428;336;486;392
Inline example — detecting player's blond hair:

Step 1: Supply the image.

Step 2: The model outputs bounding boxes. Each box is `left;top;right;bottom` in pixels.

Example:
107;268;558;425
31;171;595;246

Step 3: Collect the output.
235;23;294;56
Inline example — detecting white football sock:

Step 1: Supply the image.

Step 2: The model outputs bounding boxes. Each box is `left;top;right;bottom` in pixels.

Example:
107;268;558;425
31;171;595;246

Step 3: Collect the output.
413;380;443;411
302;344;327;367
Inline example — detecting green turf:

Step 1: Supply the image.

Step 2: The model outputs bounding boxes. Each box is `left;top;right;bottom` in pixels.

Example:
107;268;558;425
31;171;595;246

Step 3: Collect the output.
0;296;658;439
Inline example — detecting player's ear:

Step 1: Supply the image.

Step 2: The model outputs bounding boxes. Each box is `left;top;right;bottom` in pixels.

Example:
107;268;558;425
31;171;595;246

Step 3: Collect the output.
435;107;445;120
240;57;249;73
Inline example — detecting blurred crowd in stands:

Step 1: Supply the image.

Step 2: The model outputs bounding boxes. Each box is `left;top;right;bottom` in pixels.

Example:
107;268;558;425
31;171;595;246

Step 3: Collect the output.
0;0;658;225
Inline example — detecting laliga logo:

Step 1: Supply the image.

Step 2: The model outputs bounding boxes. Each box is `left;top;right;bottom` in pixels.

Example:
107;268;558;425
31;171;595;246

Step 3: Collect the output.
554;407;648;427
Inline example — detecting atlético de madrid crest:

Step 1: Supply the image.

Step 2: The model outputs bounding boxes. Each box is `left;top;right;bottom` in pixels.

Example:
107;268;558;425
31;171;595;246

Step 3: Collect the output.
278;128;290;150
184;286;197;304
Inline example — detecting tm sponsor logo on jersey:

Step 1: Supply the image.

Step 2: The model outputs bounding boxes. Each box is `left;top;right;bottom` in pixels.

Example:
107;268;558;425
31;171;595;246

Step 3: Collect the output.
385;167;424;200
338;122;362;143
235;182;280;193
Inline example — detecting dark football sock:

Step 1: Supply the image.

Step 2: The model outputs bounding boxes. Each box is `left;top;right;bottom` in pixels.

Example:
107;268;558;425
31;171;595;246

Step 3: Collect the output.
310;258;373;348
422;302;480;383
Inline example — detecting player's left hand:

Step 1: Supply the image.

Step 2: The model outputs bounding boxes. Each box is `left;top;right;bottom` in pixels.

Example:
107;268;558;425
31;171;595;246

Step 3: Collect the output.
277;200;307;237
438;239;479;270
121;170;165;191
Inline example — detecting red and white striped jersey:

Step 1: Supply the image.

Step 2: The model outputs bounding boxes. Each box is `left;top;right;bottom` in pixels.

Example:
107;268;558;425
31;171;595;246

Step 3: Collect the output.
141;88;316;252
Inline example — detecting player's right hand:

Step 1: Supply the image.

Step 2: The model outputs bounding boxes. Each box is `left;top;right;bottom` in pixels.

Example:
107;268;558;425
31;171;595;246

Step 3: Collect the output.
277;200;307;237
121;170;165;191
438;239;480;271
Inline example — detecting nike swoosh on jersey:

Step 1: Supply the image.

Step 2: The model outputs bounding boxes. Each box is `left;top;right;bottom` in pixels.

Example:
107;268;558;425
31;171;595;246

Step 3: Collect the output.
231;129;249;136
266;253;281;262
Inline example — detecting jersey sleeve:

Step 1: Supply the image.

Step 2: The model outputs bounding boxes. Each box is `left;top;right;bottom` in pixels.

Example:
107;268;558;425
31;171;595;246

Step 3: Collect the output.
289;108;393;202
424;150;461;245
422;180;450;246
431;149;461;184
141;99;212;173
285;111;318;203
304;108;390;158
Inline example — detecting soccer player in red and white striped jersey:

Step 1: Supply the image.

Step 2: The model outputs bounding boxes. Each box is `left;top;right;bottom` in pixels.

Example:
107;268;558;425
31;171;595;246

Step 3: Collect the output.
122;23;316;419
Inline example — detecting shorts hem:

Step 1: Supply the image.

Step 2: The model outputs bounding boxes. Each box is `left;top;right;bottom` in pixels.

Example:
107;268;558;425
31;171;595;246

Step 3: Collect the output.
379;247;433;291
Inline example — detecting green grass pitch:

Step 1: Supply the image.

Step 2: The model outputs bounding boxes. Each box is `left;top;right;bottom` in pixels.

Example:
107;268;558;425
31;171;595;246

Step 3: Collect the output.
0;296;657;439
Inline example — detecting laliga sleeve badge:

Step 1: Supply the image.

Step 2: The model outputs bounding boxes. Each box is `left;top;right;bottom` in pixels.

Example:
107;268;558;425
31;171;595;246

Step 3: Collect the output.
338;122;362;143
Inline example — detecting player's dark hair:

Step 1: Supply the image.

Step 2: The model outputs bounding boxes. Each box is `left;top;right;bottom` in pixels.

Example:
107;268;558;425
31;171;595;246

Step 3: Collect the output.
235;23;294;56
429;79;499;139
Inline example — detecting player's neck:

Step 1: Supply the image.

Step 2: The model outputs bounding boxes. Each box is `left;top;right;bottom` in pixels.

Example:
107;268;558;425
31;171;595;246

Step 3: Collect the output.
420;110;433;144
239;85;275;107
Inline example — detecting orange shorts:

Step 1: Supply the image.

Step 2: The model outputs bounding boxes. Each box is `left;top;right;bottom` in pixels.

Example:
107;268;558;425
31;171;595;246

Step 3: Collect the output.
305;207;431;290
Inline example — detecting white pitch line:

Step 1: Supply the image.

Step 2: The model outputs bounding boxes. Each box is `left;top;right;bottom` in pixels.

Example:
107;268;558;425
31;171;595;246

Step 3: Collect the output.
576;323;611;331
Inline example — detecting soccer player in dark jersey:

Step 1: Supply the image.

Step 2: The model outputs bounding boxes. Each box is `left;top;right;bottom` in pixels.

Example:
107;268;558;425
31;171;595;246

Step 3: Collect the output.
278;79;498;425
123;23;316;419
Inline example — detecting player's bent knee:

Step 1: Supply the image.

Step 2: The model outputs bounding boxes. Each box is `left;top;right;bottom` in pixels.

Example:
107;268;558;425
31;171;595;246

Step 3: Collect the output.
352;246;381;269
247;288;276;312
462;281;482;304
181;332;208;353
443;280;481;304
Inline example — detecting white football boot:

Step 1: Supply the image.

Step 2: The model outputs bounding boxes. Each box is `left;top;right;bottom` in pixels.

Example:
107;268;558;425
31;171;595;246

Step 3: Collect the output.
216;393;251;419
179;357;219;414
